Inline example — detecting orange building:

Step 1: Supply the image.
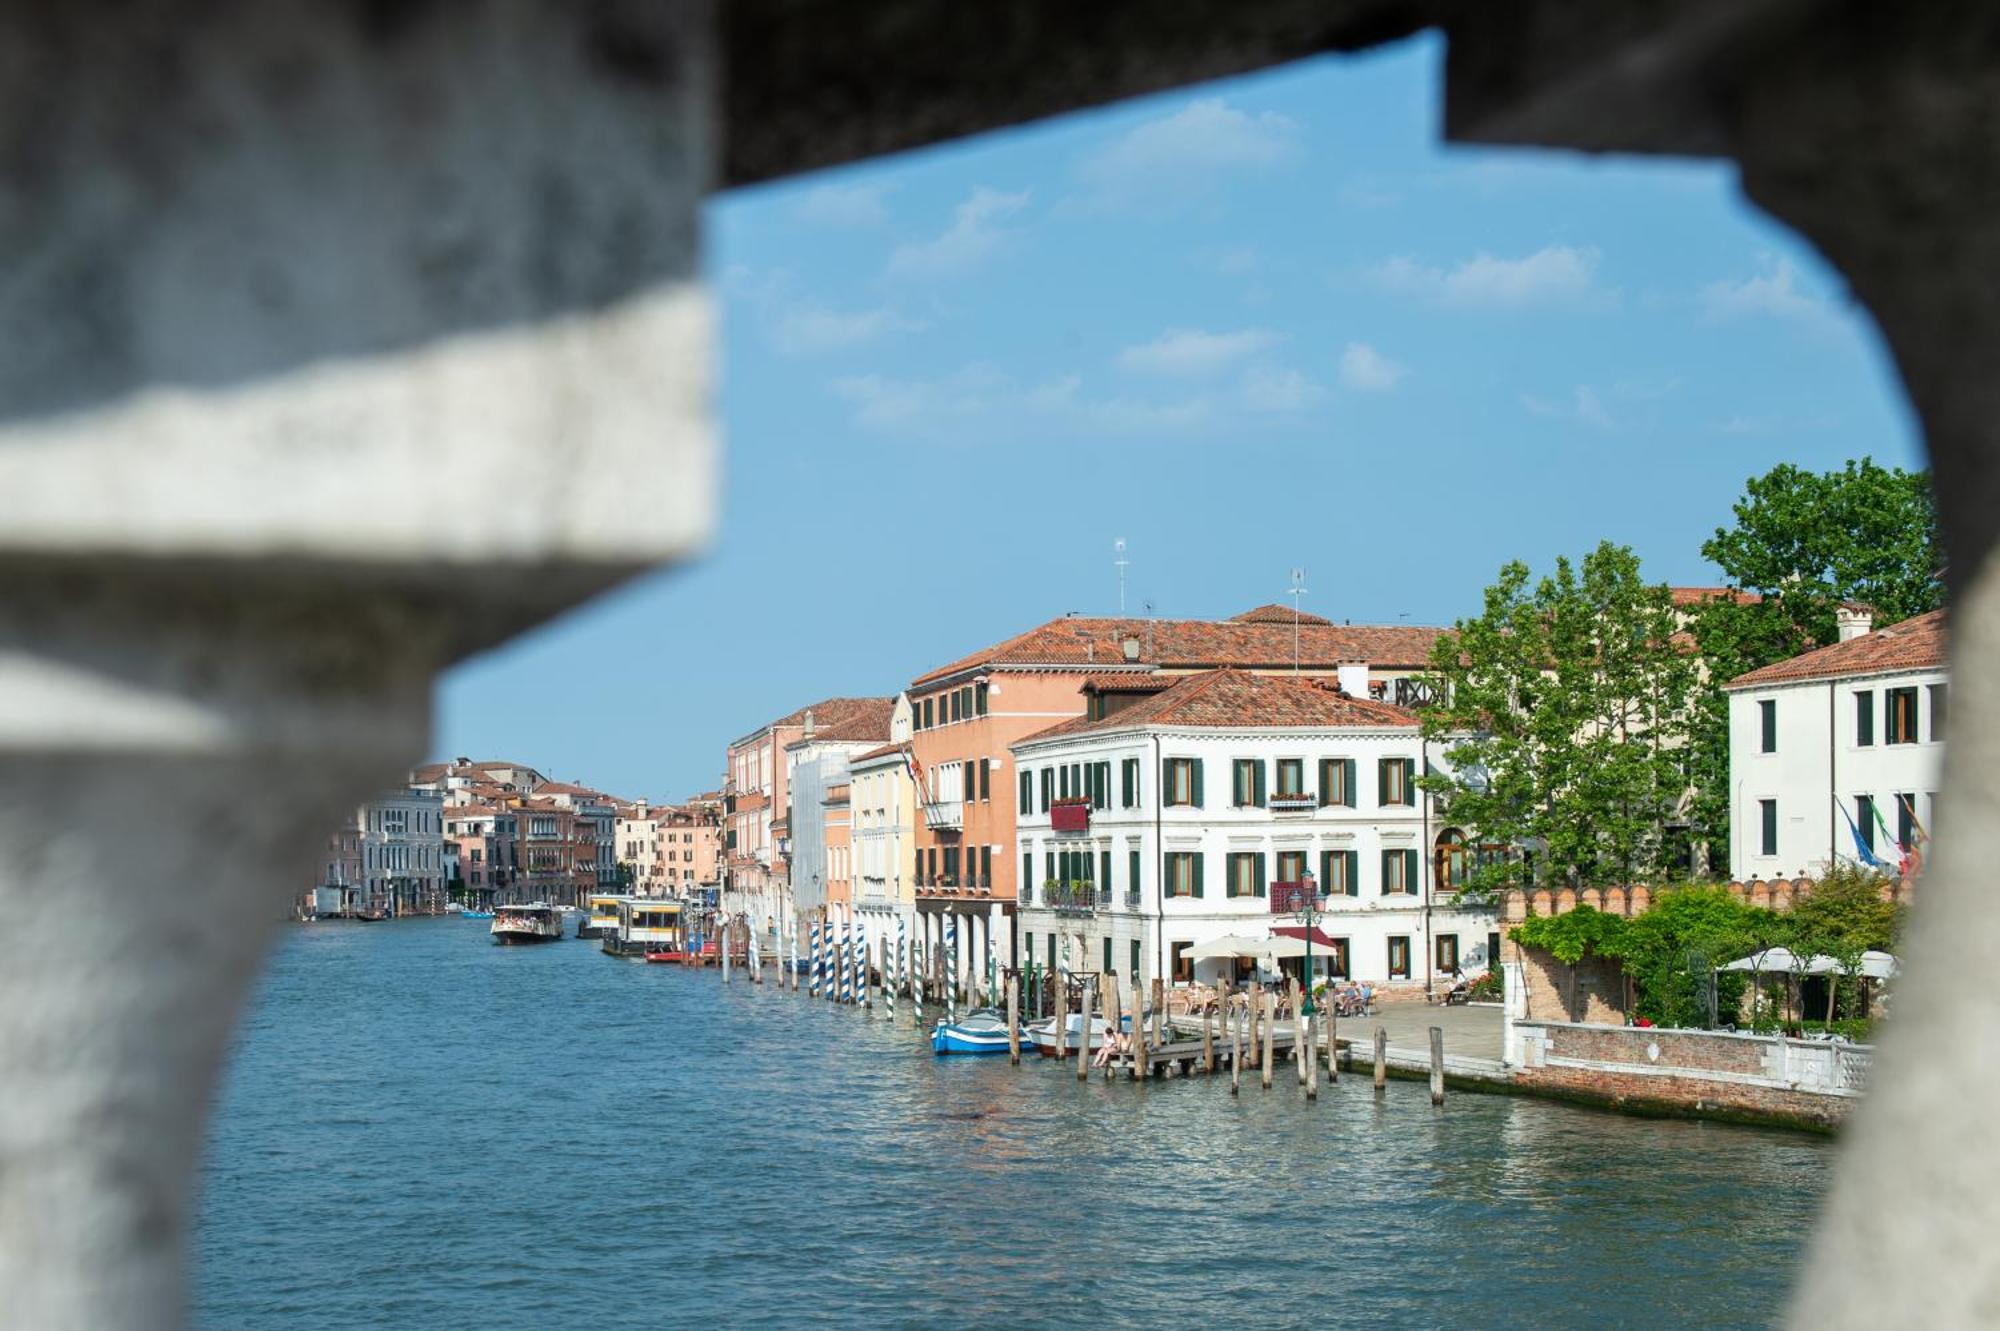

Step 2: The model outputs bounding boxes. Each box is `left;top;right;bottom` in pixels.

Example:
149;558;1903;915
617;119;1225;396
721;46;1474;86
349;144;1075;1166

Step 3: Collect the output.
904;607;1444;988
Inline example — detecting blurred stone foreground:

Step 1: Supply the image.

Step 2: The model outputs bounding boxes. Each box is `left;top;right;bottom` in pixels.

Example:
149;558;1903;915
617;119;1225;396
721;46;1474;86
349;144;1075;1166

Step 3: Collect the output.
1;2;1997;1327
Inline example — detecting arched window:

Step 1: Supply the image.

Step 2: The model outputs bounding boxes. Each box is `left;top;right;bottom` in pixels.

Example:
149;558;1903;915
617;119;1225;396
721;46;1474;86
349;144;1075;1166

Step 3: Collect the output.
1435;829;1470;893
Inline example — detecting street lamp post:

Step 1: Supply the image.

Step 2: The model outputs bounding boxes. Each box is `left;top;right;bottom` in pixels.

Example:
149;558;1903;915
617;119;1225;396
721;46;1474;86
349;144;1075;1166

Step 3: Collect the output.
1281;871;1324;1015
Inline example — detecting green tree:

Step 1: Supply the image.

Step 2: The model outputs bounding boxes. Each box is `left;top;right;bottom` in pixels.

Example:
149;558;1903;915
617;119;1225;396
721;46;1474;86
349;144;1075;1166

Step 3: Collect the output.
1700;457;1942;647
1616;886;1782;1027
1423;542;1702;893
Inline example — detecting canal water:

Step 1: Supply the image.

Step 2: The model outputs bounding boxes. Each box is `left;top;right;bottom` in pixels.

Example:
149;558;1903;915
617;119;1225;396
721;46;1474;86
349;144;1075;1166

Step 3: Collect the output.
195;918;1831;1329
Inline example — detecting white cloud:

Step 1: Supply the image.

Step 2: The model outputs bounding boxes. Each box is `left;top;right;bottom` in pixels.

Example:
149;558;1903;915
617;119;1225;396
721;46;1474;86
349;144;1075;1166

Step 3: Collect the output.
1699;256;1832;324
769;305;922;355
1338;342;1408;392
793;182;891;227
830;365;1004;431
1115;327;1279;377
831;365;1219;438
1522;385;1616;430
1240;366;1325;414
1073;98;1300;211
887;187;1030;277
1372;245;1607;309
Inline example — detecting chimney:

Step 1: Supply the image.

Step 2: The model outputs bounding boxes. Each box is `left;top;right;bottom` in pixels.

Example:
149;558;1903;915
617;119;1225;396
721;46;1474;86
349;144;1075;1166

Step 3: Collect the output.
1836;605;1874;642
1336;660;1370;698
1121;634;1141;662
802;708;816;740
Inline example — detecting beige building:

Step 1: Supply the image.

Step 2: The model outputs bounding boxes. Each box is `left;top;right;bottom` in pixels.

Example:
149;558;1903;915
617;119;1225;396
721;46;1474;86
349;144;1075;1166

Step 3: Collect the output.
848;696;919;958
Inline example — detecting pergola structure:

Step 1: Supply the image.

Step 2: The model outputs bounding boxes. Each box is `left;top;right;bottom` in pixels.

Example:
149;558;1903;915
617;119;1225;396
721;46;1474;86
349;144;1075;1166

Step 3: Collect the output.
2;2;1993;1326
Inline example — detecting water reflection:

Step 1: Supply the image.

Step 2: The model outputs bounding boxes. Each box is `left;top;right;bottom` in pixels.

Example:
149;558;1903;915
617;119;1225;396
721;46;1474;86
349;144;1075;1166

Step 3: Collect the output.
198;921;1826;1330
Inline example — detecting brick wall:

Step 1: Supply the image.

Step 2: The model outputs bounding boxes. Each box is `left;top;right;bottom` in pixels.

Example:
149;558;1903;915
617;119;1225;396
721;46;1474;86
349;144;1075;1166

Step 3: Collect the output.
1513;1020;1864;1130
1508;939;1627;1023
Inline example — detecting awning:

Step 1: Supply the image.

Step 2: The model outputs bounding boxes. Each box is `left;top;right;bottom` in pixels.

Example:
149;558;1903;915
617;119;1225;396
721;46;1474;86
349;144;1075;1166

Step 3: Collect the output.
1272;924;1343;949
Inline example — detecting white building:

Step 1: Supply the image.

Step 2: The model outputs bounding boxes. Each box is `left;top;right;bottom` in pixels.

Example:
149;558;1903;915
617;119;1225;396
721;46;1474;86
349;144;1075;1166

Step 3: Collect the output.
1724;607;1946;881
357;788;446;915
849;699;919;953
1012;669;1496;1006
786;699;894;924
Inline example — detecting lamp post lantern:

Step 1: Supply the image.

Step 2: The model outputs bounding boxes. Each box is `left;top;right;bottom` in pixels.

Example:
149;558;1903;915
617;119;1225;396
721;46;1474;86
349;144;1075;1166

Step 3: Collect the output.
1277;871;1324;1014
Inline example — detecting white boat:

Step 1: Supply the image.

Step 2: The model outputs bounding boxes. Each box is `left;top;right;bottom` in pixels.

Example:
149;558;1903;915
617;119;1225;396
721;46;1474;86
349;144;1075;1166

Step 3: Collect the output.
490;904;564;944
932;1009;1020;1056
1026;1012;1135;1057
602;899;688;960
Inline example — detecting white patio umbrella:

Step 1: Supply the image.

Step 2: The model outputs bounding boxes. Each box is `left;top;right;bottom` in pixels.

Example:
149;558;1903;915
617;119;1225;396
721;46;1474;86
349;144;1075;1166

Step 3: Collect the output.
1720;947;1811;973
1857;950;1901;980
1185;934;1269;960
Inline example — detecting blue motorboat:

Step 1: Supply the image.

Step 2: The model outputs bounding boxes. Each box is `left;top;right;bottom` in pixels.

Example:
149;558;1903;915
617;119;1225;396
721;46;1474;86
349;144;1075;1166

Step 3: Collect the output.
462;909;495;919
931;1008;1019;1056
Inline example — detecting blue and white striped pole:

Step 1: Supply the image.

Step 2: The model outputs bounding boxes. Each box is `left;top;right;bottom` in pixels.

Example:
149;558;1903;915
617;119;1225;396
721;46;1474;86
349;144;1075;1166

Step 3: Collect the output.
837;920;851;1003
945;916;958;1023
854;921;867;1007
808;921;822;998
896;916;907;1019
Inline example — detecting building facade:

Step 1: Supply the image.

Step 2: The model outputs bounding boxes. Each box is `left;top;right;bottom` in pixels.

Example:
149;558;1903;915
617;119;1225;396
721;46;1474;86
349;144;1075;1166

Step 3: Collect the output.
1012;670;1496;1005
849;732;918;958
903;608;1447;992
1725;608;1946;881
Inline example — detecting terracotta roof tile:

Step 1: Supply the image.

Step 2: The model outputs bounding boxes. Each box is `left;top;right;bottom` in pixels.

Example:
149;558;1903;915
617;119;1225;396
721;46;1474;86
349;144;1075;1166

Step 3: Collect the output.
1726;608;1947;689
1230;603;1333;625
1670;586;1762;607
851;741;911;763
1015;669;1420;745
1079;673;1174;694
911;615;1442;687
764;696;896;742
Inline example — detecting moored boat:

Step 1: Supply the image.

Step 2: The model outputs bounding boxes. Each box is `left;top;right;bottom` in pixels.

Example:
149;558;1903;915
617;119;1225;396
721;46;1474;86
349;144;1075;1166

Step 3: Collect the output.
462;908;495;919
932;1008;1021;1056
1026;1012;1133;1057
603;898;688;959
577;895;627;940
489;904;563;944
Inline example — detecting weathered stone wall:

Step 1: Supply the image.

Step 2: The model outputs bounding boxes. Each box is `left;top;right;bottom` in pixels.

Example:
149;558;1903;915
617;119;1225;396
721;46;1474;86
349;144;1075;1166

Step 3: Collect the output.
1513;1021;1864;1131
1506;939;1627;1024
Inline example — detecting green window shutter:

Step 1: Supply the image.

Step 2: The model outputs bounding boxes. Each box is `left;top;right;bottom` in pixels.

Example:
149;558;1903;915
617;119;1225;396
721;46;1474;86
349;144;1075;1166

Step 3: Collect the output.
1344;850;1358;896
1103;937;1113;972
1193;854;1205;898
1342;759;1356;807
1403;758;1417;805
1255;854;1267;898
1019;769;1032;811
1319;849;1333;890
1253;760;1266;806
1045;851;1055;883
1377;759;1388;807
1190;758;1204;807
1318;758;1332;807
1022;852;1032;894
1131;939;1141;978
1100;849;1111;889
1405;848;1419;890
1059;766;1070;800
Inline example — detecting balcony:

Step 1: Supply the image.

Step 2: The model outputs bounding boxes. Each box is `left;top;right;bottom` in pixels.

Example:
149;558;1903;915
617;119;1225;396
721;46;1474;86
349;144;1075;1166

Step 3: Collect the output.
922;799;963;832
1049;797;1091;834
1270;793;1317;815
1043;879;1098;916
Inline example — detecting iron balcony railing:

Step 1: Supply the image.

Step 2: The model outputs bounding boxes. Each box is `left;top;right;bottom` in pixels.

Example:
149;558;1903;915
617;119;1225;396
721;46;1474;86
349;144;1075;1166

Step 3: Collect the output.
1043;879;1099;915
922;799;963;832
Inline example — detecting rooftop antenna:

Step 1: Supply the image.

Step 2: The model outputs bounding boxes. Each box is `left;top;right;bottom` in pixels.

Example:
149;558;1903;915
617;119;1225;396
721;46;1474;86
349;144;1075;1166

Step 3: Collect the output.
1114;538;1129;615
1289;567;1309;675
1143;599;1156;659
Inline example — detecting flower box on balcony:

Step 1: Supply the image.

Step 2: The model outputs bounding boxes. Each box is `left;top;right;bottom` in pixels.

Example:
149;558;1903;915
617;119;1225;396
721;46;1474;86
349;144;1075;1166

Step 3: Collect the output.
1270;794;1317;814
1050;798;1091;833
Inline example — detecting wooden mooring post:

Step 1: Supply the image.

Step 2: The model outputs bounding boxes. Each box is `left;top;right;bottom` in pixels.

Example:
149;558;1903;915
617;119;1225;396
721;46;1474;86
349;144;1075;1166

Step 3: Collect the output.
1230;1001;1242;1096
1006;973;1021;1064
1247;982;1262;1070
1076;981;1093;1082
1305;1011;1318;1100
1260;988;1275;1091
1201;1007;1215;1075
1151;975;1165;1046
861;940;873;1010
1429;1026;1445;1106
1293;983;1307;1087
1130;969;1147;1081
1326;1004;1337;1082
1373;1026;1387;1092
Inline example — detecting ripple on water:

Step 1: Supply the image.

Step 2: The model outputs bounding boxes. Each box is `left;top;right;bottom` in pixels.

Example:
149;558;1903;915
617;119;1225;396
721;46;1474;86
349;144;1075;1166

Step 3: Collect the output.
196;920;1830;1330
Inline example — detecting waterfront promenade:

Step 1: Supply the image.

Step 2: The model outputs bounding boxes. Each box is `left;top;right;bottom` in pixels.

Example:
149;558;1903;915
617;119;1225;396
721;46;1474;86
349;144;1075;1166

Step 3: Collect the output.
198;919;1829;1329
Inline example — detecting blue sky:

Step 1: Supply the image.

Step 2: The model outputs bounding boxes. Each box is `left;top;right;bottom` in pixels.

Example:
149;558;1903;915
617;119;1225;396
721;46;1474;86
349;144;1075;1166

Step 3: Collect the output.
437;34;1923;801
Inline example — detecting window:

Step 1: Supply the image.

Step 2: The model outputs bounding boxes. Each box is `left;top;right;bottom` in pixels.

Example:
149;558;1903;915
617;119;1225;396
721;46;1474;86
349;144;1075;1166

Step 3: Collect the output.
1319;849;1358;897
1327;937;1351;980
1275;849;1307;883
1099;849;1112;895
979;759;991;801
981;846;993;886
1388;935;1411;979
1165;758;1202;807
1131;939;1142;979
1023;930;1033;959
1382;848;1418;894
1103;937;1113;974
1121;757;1140;808
1047;934;1055;971
1759;699;1777;753
949;690;961;722
1232;758;1266;807
1759;799;1778;857
1165;852;1202;898
1044;850;1055;887
1897;793;1918;851
960;685;974;720
1128;849;1141;899
1275;758;1304;797
975;682;989;716
1226;852;1266;899
1931;683;1948;741
1040;767;1054;809
1855;795;1876;853
1318;758;1355;808
1437;934;1459;972
1019;769;1033;813
1887;687;1918;744
1855;690;1874;746
1059;765;1071;800
1089;761;1110;810
1379;757;1416;807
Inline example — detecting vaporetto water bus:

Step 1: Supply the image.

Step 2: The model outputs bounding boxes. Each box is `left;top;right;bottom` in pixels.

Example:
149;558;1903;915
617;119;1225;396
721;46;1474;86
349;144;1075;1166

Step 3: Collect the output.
490;904;564;944
577;895;628;940
602;898;688;961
